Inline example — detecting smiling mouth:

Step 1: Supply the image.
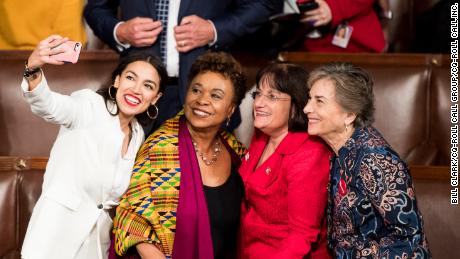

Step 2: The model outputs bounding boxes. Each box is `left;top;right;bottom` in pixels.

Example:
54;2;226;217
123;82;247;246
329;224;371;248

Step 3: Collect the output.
192;108;213;117
254;110;271;117
124;95;141;107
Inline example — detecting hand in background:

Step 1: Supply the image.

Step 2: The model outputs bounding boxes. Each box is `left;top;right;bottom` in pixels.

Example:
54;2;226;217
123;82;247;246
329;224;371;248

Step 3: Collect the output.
27;35;69;69
174;15;215;53
300;0;332;27
116;17;163;47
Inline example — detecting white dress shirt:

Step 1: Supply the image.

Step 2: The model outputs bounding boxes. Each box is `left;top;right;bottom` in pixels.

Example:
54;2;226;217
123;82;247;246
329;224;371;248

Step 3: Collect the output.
165;0;180;76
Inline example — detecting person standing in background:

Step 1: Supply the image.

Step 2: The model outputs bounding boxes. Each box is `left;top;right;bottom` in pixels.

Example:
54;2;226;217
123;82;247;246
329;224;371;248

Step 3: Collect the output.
84;0;283;134
0;0;86;49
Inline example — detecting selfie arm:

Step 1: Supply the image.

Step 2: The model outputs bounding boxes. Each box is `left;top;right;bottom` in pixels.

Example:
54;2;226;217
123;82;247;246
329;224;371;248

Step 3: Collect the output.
21;73;92;129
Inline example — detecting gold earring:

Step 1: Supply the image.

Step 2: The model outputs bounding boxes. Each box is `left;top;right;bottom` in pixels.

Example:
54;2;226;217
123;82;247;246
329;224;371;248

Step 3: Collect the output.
147;104;159;120
108;84;116;102
345;124;348;132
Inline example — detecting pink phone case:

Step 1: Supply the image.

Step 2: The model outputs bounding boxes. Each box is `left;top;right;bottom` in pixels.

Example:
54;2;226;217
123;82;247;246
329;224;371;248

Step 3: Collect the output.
51;41;82;64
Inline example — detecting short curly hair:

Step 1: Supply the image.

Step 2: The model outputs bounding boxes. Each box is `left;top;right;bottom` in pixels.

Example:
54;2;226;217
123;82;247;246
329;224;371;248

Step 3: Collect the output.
187;52;247;106
307;62;375;128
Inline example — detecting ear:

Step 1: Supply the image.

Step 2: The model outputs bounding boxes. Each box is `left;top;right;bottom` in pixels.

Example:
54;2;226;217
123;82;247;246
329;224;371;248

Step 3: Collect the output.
344;112;357;126
151;92;163;105
114;75;120;89
227;103;236;118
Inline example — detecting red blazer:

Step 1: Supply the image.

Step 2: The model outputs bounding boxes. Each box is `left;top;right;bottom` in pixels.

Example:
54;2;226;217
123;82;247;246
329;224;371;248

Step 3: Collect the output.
239;130;331;259
303;0;385;52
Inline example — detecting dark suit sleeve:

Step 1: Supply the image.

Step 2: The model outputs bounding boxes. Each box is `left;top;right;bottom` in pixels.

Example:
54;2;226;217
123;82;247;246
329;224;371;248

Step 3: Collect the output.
84;0;121;50
211;0;283;47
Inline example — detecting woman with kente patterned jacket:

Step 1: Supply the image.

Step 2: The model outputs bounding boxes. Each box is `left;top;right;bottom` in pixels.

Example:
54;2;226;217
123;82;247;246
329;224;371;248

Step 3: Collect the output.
303;62;431;258
112;52;247;259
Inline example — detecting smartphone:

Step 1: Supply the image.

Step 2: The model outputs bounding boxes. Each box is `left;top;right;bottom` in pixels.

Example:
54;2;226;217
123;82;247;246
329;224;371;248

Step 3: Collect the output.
51;41;82;64
297;0;319;12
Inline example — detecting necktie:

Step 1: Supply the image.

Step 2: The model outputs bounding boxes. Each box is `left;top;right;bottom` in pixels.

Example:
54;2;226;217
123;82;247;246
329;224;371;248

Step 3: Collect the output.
156;0;169;63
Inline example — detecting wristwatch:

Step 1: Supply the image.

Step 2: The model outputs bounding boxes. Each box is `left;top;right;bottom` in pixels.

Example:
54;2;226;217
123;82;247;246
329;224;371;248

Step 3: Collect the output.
23;60;41;80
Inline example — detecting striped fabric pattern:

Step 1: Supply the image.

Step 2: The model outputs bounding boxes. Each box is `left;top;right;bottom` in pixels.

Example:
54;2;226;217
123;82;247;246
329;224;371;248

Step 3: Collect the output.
113;111;246;257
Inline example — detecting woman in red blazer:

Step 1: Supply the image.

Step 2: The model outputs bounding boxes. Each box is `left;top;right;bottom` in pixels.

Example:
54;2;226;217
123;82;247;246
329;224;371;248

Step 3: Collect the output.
239;62;331;259
301;0;385;52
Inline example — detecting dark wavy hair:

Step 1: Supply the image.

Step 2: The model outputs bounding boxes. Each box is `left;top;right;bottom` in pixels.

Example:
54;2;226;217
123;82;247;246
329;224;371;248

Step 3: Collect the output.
307;62;375;127
255;61;309;132
96;52;167;126
187;51;247;106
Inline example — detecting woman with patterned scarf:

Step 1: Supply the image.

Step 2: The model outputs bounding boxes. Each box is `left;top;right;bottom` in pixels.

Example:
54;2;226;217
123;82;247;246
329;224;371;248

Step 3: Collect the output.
111;52;247;259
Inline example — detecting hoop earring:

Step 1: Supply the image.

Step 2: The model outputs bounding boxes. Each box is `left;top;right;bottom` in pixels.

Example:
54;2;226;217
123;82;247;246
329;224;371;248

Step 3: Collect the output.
147;104;159;120
108;104;118;116
226;116;231;127
108;84;116;102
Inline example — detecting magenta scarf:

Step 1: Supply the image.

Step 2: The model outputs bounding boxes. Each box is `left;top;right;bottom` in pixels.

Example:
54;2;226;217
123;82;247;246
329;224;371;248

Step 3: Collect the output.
172;117;214;259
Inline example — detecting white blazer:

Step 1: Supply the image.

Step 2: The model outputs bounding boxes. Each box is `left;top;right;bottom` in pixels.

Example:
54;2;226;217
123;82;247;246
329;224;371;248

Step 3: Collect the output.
20;76;145;259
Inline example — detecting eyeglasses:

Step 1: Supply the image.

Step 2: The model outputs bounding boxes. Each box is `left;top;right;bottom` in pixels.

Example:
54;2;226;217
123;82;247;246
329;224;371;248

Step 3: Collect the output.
251;91;291;102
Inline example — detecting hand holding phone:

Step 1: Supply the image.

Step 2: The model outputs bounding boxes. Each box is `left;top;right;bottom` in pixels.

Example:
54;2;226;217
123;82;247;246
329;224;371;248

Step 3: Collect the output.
297;0;319;13
50;41;82;64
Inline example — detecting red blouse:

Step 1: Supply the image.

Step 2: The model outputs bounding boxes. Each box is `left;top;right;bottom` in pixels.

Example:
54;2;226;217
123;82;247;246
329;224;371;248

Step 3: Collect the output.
239;130;332;259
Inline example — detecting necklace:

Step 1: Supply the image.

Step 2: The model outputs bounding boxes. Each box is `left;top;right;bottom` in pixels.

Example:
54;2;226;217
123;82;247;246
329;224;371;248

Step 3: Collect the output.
192;138;221;166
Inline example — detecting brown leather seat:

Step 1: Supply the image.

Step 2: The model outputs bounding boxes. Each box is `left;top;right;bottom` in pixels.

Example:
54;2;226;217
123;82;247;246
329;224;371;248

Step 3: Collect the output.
410;166;460;259
430;66;452;165
0;157;47;259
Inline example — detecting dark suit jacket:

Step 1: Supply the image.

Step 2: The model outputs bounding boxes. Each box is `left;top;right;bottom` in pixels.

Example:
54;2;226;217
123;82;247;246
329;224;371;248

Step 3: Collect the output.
84;0;282;103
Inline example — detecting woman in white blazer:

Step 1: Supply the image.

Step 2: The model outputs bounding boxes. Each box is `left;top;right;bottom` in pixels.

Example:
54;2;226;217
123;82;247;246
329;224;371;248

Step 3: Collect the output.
20;35;166;259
